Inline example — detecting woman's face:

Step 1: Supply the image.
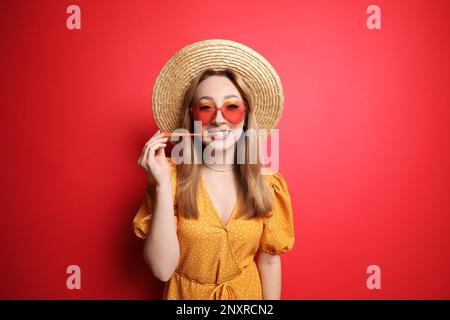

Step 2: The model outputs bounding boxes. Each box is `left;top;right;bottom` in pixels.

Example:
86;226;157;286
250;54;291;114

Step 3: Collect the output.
192;75;246;152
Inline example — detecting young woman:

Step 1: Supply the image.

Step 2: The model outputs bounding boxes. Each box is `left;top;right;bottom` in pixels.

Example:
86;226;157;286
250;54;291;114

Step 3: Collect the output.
133;39;295;300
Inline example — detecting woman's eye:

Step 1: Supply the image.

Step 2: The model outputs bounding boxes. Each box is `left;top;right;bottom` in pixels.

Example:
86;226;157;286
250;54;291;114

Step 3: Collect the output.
199;105;213;111
226;104;239;109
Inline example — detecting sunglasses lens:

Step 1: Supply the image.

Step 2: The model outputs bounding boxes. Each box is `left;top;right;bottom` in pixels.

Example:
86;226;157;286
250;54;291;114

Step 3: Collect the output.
222;102;246;124
192;103;215;125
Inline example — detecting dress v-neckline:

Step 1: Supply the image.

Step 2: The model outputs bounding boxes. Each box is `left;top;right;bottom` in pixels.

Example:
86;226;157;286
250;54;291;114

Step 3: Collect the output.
200;174;239;228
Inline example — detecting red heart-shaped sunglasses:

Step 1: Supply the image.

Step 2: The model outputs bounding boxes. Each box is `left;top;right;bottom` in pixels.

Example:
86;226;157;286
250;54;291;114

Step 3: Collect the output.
190;99;247;125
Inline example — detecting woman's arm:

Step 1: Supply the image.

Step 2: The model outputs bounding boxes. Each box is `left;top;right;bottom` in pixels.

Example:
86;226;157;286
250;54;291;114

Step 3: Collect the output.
256;251;282;299
138;130;180;282
143;180;180;282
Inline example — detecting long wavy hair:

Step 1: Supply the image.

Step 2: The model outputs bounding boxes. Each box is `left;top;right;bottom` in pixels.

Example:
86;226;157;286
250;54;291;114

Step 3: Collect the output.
174;68;273;220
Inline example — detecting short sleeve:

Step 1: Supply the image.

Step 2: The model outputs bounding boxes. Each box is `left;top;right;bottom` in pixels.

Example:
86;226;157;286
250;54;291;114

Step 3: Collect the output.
132;157;178;240
259;171;295;255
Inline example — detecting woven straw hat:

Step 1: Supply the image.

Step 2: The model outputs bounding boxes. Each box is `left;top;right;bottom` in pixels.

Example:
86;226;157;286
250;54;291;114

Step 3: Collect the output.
152;39;284;134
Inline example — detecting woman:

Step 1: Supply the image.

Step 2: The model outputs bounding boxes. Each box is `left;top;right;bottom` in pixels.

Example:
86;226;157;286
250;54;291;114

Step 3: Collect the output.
133;39;295;300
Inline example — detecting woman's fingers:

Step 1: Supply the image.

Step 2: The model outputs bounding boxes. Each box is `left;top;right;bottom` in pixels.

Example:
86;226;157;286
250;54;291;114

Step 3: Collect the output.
145;138;168;163
146;135;168;147
138;143;148;166
142;138;167;167
147;142;167;167
156;142;166;157
138;131;168;167
144;136;168;156
140;143;151;171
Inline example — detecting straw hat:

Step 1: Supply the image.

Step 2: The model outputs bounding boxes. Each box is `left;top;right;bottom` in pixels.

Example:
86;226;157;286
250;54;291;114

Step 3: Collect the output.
152;39;284;134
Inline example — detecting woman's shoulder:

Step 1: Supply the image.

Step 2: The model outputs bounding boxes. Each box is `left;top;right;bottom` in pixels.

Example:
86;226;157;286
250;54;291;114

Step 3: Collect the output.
262;168;289;192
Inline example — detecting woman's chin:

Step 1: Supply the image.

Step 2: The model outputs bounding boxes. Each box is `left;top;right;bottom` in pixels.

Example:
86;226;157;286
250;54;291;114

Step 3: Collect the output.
203;140;233;151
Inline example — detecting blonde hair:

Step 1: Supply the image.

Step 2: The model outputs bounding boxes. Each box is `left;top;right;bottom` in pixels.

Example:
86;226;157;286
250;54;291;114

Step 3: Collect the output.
175;68;273;219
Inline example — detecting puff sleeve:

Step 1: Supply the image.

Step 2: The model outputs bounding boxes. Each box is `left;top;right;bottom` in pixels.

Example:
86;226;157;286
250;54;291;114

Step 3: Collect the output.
132;157;178;240
259;171;295;255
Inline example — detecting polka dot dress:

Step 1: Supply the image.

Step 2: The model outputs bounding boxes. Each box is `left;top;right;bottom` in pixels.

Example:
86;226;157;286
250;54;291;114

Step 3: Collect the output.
132;157;295;300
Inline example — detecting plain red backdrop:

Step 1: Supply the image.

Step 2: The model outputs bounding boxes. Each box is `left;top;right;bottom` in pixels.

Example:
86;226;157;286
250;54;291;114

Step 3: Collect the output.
1;0;449;299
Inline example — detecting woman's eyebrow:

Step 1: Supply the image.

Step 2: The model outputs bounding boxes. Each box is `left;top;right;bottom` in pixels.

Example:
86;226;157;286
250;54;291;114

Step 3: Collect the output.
224;94;239;99
199;94;239;101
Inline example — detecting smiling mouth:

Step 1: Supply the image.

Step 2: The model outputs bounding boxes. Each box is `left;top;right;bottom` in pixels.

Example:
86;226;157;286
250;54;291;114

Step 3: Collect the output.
208;130;232;141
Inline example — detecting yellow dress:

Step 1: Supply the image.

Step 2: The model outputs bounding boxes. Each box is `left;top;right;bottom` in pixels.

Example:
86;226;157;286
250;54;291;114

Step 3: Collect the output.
132;157;295;300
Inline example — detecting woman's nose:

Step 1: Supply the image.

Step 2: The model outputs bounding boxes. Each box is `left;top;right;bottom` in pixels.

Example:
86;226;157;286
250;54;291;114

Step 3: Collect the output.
212;109;226;125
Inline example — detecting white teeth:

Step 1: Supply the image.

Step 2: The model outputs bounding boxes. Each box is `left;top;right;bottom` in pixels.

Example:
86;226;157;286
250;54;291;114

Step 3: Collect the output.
209;130;231;140
210;130;230;136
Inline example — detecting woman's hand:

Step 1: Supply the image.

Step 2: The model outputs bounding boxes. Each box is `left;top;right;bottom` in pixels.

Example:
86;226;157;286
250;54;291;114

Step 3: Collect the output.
138;129;170;186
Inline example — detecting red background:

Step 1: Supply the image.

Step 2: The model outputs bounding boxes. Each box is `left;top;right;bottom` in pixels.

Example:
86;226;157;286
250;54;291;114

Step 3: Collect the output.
1;0;449;299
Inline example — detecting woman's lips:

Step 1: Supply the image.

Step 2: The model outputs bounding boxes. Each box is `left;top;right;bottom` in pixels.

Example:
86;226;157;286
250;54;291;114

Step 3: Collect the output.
209;130;231;141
